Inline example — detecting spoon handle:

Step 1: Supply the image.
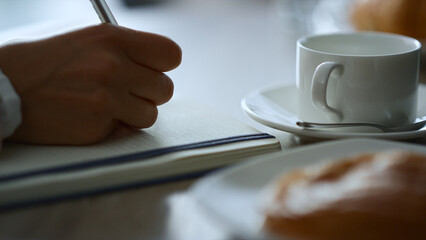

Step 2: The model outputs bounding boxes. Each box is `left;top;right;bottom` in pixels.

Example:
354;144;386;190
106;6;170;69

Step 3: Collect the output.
297;120;426;133
296;121;387;131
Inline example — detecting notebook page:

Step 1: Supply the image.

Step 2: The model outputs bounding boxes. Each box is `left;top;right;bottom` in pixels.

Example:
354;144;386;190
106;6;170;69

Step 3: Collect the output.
0;96;262;176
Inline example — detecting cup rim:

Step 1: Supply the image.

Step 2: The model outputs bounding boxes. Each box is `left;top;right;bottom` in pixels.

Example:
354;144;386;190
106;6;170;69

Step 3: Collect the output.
297;31;422;57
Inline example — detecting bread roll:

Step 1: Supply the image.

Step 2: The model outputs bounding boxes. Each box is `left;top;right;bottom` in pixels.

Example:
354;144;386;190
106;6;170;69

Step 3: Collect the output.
262;151;426;240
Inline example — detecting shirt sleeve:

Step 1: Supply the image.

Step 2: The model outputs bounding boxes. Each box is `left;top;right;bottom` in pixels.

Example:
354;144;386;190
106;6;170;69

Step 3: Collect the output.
0;68;22;139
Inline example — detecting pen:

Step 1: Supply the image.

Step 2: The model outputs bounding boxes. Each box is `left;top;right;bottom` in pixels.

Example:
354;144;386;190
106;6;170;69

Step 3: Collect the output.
90;0;118;25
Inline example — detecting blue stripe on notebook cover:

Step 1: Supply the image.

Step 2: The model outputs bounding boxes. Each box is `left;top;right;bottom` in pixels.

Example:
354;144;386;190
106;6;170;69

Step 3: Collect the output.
0;168;214;211
0;133;275;183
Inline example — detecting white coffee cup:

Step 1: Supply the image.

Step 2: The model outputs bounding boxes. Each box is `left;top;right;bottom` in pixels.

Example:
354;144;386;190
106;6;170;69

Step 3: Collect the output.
296;32;421;127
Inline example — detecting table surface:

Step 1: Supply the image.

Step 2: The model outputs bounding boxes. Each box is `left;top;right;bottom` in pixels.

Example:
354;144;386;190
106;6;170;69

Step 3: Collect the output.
0;0;425;239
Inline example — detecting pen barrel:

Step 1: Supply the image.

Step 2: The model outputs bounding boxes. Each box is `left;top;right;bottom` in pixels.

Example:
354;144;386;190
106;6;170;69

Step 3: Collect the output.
90;0;118;25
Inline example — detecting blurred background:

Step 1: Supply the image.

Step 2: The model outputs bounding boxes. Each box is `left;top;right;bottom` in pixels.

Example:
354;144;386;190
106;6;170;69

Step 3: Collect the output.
0;0;356;33
0;0;424;121
2;0;424;37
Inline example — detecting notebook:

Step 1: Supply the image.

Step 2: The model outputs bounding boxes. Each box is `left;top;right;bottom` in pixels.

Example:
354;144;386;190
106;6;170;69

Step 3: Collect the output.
0;96;280;209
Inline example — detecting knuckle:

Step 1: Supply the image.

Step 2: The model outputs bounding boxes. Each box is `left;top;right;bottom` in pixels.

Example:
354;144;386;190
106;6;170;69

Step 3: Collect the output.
87;89;112;112
98;53;121;72
92;24;120;42
79;24;123;51
120;102;158;129
87;52;121;83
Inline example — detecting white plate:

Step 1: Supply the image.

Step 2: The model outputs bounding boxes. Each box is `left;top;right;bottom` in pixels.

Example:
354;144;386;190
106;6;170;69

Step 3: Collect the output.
191;138;426;240
241;83;426;140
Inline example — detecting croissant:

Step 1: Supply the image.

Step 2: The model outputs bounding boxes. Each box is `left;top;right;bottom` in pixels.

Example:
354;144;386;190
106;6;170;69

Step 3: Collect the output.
262;151;426;240
351;0;426;39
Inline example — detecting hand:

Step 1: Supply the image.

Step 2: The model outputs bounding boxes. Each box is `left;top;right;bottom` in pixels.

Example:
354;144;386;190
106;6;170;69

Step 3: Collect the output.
0;24;182;145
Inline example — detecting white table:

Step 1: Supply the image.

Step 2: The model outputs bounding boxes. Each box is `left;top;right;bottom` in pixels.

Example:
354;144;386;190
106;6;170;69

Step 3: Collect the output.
0;1;424;239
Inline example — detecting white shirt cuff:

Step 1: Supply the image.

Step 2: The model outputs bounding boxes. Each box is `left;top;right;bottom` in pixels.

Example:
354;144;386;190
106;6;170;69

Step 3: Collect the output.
0;69;22;138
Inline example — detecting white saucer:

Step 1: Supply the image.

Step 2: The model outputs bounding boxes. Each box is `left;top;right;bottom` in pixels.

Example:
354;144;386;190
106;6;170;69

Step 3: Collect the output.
241;83;426;140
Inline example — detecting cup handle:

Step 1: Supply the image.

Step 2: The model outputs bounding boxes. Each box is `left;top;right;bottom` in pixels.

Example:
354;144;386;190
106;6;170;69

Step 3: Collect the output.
311;62;343;121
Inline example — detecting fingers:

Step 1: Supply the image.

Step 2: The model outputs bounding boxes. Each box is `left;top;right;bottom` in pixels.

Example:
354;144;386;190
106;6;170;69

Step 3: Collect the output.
72;24;178;104
60;24;182;72
114;94;158;129
111;60;171;128
119;59;174;105
118;26;182;72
